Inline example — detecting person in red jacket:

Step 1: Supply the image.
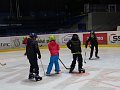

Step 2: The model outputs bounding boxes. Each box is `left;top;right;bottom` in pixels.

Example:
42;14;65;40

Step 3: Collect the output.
46;35;61;75
22;36;28;55
22;36;28;44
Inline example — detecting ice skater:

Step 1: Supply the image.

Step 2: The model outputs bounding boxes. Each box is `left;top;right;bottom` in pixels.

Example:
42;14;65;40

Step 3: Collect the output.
67;34;85;73
26;33;42;81
46;35;61;76
85;31;100;60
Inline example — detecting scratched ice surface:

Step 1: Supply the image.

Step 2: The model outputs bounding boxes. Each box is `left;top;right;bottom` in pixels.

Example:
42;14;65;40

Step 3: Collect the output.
0;47;120;90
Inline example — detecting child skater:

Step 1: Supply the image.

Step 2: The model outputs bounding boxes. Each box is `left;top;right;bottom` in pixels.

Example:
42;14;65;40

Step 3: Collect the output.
46;35;61;75
85;31;100;60
67;34;85;73
26;33;42;81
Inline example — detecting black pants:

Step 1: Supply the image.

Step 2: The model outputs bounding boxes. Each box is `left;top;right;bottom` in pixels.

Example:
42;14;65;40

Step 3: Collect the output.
90;45;98;58
28;56;39;75
70;54;83;70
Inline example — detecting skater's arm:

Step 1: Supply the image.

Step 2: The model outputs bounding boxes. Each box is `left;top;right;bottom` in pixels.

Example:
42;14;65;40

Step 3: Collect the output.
67;40;71;50
35;41;41;57
79;40;82;52
85;37;90;48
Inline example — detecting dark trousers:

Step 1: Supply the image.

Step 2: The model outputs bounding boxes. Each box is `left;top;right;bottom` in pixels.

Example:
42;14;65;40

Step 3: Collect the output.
28;57;39;75
90;45;98;58
70;54;83;70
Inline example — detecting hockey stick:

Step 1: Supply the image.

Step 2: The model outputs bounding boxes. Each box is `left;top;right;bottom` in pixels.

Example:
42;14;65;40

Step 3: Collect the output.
84;52;86;63
84;49;87;64
0;63;6;66
59;58;70;69
39;59;46;76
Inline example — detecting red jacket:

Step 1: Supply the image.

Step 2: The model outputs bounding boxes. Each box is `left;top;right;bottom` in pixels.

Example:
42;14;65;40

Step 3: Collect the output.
22;37;28;44
48;41;59;56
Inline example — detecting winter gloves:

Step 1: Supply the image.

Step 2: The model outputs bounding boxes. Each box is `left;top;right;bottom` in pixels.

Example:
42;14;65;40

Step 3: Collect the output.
38;55;41;59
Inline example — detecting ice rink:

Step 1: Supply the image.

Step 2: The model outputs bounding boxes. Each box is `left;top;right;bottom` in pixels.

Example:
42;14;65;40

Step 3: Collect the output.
0;47;120;90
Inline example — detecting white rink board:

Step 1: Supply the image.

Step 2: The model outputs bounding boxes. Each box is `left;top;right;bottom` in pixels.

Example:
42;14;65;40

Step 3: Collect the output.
107;31;120;44
0;31;120;50
0;37;11;49
58;33;83;45
10;36;25;48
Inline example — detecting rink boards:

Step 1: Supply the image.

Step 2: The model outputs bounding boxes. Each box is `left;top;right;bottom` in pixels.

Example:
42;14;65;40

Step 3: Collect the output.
0;31;120;52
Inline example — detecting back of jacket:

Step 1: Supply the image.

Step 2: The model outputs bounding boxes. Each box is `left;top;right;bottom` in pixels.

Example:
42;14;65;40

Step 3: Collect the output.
26;38;40;59
48;41;59;56
67;38;82;54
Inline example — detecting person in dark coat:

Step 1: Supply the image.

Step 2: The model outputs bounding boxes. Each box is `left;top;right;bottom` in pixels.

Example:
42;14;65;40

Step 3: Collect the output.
85;31;100;60
67;34;84;73
26;33;42;81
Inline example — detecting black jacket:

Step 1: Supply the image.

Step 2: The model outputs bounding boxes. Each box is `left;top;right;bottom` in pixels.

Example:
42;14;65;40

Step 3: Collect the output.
67;38;82;54
85;35;98;48
26;38;41;59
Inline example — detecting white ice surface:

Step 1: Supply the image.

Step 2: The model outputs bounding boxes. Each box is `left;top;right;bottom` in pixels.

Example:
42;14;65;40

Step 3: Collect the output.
0;47;120;90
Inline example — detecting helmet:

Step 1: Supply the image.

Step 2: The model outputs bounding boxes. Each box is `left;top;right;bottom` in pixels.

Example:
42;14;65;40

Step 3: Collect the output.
72;34;78;37
29;33;37;38
49;35;55;41
90;30;95;34
72;34;79;40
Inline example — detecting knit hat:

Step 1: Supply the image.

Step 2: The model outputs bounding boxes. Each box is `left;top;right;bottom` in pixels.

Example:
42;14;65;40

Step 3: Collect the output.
49;35;55;41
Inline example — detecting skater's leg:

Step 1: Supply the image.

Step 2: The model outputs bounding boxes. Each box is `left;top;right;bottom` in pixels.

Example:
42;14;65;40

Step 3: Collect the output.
46;56;55;74
33;60;39;75
28;59;35;79
89;46;94;59
29;65;34;73
54;56;60;73
33;59;42;81
77;54;85;73
77;54;83;70
28;58;34;73
69;54;77;73
95;45;99;58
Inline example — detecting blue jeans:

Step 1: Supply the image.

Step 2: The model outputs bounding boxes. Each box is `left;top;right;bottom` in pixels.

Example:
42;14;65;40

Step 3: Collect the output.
46;55;60;74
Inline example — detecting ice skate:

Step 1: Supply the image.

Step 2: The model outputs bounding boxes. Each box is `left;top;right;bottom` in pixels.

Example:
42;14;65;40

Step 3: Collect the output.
55;70;61;74
28;73;34;79
96;56;100;59
35;75;42;81
79;68;85;73
46;72;51;76
69;68;74;73
89;57;92;60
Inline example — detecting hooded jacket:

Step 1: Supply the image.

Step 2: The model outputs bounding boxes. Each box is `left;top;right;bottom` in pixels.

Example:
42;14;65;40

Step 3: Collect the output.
85;32;98;48
48;40;59;56
26;38;41;59
67;34;82;54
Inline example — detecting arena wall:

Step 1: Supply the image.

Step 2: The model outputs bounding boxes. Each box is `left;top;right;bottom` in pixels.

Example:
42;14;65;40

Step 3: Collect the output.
0;31;120;51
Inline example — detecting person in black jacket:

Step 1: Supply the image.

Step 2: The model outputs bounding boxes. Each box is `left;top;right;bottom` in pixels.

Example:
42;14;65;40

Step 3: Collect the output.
67;34;84;73
26;33;42;81
85;31;100;60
